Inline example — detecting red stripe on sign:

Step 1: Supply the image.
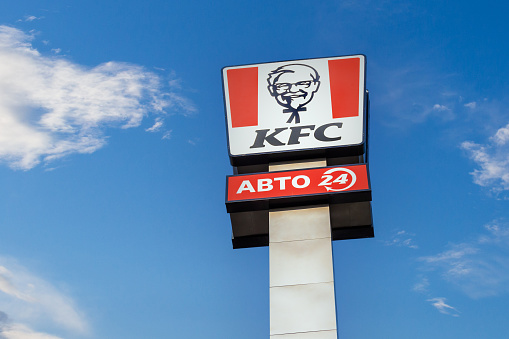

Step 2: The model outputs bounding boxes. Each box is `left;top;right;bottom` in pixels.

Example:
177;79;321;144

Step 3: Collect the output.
227;164;369;202
328;58;360;119
227;67;258;128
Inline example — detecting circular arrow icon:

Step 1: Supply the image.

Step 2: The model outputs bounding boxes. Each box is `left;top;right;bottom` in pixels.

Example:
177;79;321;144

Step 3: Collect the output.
318;167;357;191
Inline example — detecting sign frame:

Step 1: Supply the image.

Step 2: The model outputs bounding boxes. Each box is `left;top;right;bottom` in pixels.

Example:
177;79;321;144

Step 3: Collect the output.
222;54;368;167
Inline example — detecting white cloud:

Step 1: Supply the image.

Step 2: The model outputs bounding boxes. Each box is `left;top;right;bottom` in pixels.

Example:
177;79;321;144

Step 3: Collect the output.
0;313;64;339
162;130;172;140
384;230;418;249
464;101;476;109
427;297;460;317
0;258;88;337
419;244;478;265
0;25;195;170
145;118;163;132
418;220;509;299
187;138;200;145
413;276;429;293
0;267;36;303
492;124;509;146
17;16;43;23
461;123;509;192
432;104;449;112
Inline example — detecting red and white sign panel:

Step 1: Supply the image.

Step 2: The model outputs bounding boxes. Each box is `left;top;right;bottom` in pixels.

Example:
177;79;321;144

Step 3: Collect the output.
223;55;366;159
226;164;370;210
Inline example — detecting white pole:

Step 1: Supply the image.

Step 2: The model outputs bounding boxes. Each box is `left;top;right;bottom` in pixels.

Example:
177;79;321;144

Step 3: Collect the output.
269;161;337;339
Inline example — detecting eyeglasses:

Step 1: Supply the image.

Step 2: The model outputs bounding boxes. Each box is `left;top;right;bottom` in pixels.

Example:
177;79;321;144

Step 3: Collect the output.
273;80;315;92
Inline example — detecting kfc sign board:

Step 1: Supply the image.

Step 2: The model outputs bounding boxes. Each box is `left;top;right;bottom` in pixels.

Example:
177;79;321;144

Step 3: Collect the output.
223;55;366;165
226;164;371;213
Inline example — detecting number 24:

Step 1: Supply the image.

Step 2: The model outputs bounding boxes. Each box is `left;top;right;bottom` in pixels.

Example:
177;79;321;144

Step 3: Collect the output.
318;173;348;186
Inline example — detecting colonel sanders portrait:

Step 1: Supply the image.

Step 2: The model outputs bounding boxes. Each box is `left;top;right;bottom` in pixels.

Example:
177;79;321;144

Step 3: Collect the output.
267;64;321;124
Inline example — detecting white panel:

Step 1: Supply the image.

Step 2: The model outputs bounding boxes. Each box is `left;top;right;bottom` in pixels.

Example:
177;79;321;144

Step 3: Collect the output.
224;55;366;157
270;330;337;339
270;238;334;287
270;282;336;335
269;206;331;243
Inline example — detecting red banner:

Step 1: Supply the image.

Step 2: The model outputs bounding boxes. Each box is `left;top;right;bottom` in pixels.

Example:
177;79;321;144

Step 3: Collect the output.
328;58;360;119
226;67;258;128
227;164;369;202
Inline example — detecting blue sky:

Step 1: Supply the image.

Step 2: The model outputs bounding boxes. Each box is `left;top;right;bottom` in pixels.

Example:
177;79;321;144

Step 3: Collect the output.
0;0;508;338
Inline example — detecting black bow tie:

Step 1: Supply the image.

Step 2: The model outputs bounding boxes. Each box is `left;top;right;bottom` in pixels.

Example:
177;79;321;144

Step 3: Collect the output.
282;107;307;124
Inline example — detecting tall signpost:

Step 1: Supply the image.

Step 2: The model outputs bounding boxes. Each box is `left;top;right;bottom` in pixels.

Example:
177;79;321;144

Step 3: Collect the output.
222;55;373;338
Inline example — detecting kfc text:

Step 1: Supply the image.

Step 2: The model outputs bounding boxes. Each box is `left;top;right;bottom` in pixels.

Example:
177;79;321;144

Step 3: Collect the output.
250;122;343;149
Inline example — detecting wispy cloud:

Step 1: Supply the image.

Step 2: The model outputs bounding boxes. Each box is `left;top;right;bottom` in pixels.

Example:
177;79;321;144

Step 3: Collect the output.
432;104;450;112
145;118;164;132
162;130;172;140
0;258;88;337
427;297;460;317
372;60;508;193
0;25;195;170
0;311;64;339
384;230;418;249
418;220;509;299
461;123;509;192
373;64;460;127
17;16;43;23
413;275;429;293
464;101;476;109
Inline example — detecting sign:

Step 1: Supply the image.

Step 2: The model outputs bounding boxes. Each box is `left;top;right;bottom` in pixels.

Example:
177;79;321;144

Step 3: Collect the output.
226;164;371;213
222;55;366;165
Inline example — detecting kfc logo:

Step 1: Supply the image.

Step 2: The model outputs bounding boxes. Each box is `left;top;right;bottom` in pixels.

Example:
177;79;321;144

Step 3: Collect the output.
267;64;321;124
223;55;366;161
